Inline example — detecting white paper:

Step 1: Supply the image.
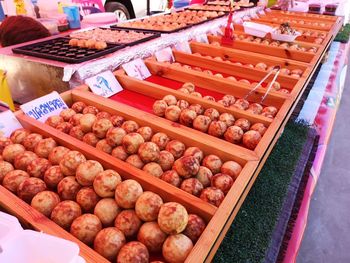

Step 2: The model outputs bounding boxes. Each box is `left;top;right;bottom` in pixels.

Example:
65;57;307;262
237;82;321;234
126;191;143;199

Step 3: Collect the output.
0;111;23;137
175;41;192;54
155;47;175;62
20;92;68;123
195;34;209;44
122;58;152;80
85;71;123;98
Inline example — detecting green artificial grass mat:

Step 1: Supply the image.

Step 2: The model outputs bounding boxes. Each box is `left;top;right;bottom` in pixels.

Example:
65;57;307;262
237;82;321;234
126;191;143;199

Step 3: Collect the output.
214;121;310;263
334;24;350;43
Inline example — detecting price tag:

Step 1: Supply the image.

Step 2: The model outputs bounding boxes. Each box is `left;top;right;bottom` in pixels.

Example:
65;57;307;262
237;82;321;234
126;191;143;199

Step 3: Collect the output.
122;58;151;80
0;111;23;137
174;41;192;54
155;47;175;62
195;34;209;44
20;92;68;123
85;71;123;98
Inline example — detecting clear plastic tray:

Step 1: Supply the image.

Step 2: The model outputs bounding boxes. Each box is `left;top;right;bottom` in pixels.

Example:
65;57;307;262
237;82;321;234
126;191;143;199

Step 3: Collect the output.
243;22;273;37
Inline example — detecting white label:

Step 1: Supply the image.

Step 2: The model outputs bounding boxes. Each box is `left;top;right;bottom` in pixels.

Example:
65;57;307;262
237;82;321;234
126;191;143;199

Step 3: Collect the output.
20;92;68;123
0;111;23;137
155;47;175;62
195;34;209;44
122;58;152;80
85;71;123;98
174;41;192;54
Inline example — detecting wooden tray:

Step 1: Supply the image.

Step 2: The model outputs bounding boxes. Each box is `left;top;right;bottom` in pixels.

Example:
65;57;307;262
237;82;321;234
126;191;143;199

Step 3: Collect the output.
269;10;338;21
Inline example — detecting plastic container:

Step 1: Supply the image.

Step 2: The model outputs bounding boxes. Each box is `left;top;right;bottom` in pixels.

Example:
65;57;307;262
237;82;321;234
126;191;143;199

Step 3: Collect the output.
39;18;59;35
270;30;301;42
243;22;273;38
82;12;117;24
173;0;190;8
63;6;81;29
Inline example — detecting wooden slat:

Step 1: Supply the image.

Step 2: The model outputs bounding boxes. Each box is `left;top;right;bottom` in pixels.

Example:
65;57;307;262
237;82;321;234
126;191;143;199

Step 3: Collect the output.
269;10;338;21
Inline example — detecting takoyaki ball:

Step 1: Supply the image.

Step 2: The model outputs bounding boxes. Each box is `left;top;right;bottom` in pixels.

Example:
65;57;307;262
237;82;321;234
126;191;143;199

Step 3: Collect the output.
234;99;250;110
14;151;38;170
243;130;261;150
208;121;227;137
193;115;211;133
57;176;81;200
93;169;122;198
79;113;97;133
94;198;121;226
92;118;113;139
247;103;263;115
163;95;177;106
82;105;99;115
143;162;163;178
183;214;206;242
165;105;181;122
121;120;140;134
182;82;195;93
76;187;100;212
27;158;51;178
211;173;233;194
203;95;216;102
179;109;197;126
195;166;213;188
3;170;29;192
45;116;64;128
178;87;190;94
51;200;82;230
176;100;190;110
221;161;242;180
226;76;237;82
44;166;64;189
280;68;290;75
224;126;244;144
200;187;225;207
114;210;142;238
162;234;193;263
161;170;182;187
31;191;60;217
0;161;14;183
173;156;200;178
17;177;47;203
0;137;12;155
138;142;160;163
165;140;185;160
10;128;30;144
126;154;144;169
56;122;73;134
255;62;268;70
203;70;214;76
219;113;235;127
112;146;129;161
60;109;76;122
96;111;111;120
117;241;149;263
158;150;175;171
4;144;26;165
261;39;270;45
268;81;281;91
110;115;125;127
180;178;203;196
137;222;167;253
291;69;303;76
76;160;104;186
115;179;143;209
135;191;163;221
59;150;87;176
71;101;86;113
188;104;204;115
190;92;202;98
204;108;220;121
262;106;278;117
137;127;153;142
239;79;250;85
69;113;83;126
69;126;85;141
94;227;126;261
104;128;125;148
202;155;222;174
222;95;236;106
279;88;290;94
158;202;188;235
70;214;102;245
250;123;267;136
234;118;251;132
215;73;224;78
82;132;99;147
153;100;168;117
122;133;144;155
151;133;170;151
96;139;113;154
183;147;204;163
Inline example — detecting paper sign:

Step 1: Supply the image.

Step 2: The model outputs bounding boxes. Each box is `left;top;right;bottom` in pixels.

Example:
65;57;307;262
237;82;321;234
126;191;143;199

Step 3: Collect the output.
155;47;175;62
20;92;68;123
85;71;123;98
174;41;192;54
195;34;209;44
0;111;23;137
122;58;152;80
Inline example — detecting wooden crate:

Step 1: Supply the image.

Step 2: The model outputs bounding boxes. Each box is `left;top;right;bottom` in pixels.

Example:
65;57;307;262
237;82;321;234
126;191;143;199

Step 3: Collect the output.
269;10;338;22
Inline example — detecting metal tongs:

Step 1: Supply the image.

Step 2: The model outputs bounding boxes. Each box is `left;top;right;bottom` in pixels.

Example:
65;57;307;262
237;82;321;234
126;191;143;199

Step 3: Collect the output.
244;66;281;104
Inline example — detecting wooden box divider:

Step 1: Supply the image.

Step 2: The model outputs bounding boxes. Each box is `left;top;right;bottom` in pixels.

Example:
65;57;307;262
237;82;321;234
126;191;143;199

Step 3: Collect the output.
269;10;338;21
